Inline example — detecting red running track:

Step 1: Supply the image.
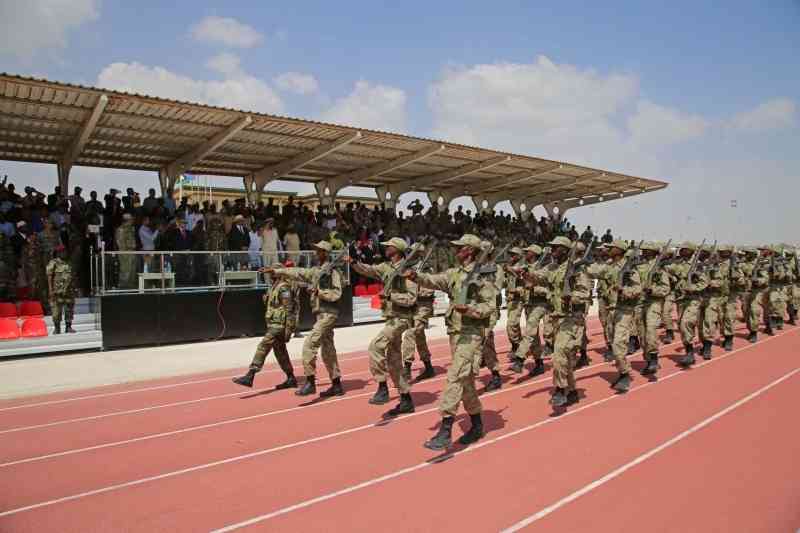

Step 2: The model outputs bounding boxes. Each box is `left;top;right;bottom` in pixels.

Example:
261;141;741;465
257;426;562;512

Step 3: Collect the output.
0;319;797;532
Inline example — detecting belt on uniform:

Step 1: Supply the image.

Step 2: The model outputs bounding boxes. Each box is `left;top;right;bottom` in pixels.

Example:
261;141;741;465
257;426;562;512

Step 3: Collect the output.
417;296;435;303
567;303;587;314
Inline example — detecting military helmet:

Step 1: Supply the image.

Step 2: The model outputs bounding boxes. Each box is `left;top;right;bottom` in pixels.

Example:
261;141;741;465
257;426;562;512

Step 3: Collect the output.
450;234;483;248
548;236;572;249
380;237;408;252
640;241;660;252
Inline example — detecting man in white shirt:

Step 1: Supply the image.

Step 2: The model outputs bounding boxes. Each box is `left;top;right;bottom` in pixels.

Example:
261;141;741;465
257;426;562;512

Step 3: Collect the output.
260;218;281;266
248;224;263;268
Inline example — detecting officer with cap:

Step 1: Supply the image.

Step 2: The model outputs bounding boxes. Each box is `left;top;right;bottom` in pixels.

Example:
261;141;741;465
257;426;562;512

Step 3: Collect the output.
46;244;76;334
347;237;418;417
263;241;344;398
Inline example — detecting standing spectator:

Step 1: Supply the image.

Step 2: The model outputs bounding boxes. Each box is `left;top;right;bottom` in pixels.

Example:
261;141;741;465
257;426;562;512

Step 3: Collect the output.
142;188;159;216
69;187;86;217
163;217;192;284
601;228;613;244
85;191;103;222
227;214;250;269
283;224;301;264
580;225;594;244
139;216;159;273
47;186;62;210
191;219;209;285
248;223;263;268
260;218;280;266
115;213;137;289
122;188;136;212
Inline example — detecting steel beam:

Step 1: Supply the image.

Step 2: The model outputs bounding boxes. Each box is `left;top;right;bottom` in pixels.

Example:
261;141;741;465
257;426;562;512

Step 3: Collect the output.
392;155;509;191
57;94;108;195
455;163;561;196
326;143;445;192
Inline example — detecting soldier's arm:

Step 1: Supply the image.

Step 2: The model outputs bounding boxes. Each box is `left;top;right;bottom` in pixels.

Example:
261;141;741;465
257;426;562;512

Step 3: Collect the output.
708;269;724;289
273;267;315;284
318;269;343;302
390;277;418;307
351;261;383;280
688;271;710;293
620;269;643;300
567;270;593;304
461;280;493;319
586;262;608;280
416;271;451;293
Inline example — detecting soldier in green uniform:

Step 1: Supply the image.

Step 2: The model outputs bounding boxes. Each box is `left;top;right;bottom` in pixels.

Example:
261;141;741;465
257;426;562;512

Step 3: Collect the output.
743;247;769;343
46;244;76;334
264;241;344;397
115;213;137;289
478;241;504;392
504;247;525;357
232;261;300;390
722;247;746;350
788;248;800;325
592;244;614;361
699;246;730;358
23;232;49;310
665;243;710;366
509;244;549;377
404;234;494;450
401;243;436;382
661;247;678;344
635;242;672;375
348;237;418;416
766;245;790;331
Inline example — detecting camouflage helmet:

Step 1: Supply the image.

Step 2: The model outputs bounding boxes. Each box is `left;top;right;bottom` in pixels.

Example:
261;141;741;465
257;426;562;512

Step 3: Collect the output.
679;241;697;252
608;239;629;252
509;246;525;257
718;244;733;253
380;237;408;252
640;241;660;252
524;244;543;255
549;236;573;249
450;234;482;249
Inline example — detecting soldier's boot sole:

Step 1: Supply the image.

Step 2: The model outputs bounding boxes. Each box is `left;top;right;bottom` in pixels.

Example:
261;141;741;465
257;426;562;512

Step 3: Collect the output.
424;420;453;451
295;380;316;396
231;371;256;388
319;384;345;397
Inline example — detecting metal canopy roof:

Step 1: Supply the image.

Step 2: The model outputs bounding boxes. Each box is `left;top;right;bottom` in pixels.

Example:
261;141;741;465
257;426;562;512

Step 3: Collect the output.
0;73;667;210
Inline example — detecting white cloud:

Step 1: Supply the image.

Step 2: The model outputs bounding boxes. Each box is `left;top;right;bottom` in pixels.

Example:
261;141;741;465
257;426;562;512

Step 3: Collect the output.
206;52;243;77
628;100;708;148
0;0;99;59
97;61;284;114
320;80;407;132
190;16;264;48
728;98;797;133
274;72;319;95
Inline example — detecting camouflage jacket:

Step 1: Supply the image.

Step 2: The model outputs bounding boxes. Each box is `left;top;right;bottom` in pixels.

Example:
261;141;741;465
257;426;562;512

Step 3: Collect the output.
274;263;342;315
542;259;593;318
115;223;136;251
351;260;418;319
636;258;672;300
264;279;297;338
665;260;709;299
704;260;731;297
588;258;642;309
416;262;493;335
46;257;74;297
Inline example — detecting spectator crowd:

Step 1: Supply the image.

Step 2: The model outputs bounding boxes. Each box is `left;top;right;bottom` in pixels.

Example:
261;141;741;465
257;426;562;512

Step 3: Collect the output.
0;174;614;304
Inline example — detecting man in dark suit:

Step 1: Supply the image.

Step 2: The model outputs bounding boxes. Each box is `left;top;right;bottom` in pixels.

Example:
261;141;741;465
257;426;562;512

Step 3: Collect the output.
227;214;250;270
163;217;193;285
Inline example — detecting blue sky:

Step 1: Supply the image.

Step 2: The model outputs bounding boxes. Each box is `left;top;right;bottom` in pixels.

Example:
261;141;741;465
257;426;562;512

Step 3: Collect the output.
1;1;798;242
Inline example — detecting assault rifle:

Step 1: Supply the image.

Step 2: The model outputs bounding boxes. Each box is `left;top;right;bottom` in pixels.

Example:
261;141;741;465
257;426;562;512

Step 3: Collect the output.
455;243;494;305
319;242;352;279
686;238;707;282
644;239;672;290
729;246;738;280
617;240;643;291
478;243;511;275
411;239;438;273
563;240;596;298
382;239;430;298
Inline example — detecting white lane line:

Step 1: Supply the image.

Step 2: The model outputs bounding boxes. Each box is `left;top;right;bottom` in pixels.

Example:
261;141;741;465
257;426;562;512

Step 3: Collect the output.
0;331;633;513
207;328;798;532
0;334;614;469
500;366;800;532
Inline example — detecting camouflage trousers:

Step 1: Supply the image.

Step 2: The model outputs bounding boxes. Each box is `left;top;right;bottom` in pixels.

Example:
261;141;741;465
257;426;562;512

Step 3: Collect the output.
632;304;643;340
50;295;75;325
515;302;549;361
505;299;524;346
302;312;341;379
439;332;483;417
598;298;611;346
767;287;788;319
723;292;743;336
552;314;584;391
678;298;702;345
118;255;137;289
640;298;664;355
790;285;800;312
369;317;412;394
745;290;766;333
609;307;634;374
401;301;433;364
544;313;556;347
701;295;726;342
481;313;500;371
251;328;294;376
662;293;676;331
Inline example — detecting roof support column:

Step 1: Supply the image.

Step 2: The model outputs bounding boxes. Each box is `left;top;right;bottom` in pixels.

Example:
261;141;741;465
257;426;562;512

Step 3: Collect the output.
314;180;341;208
56;163;70;200
543;202;568;225
375;184;408;211
508;199;523;219
427;190;455;211
243;175;256;206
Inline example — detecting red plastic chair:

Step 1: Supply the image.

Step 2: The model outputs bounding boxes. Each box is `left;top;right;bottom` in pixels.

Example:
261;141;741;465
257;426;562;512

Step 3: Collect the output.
353;285;368;297
370;294;383;310
0;318;20;340
367;284;383;295
18;301;44;318
21;318;48;338
0;302;17;319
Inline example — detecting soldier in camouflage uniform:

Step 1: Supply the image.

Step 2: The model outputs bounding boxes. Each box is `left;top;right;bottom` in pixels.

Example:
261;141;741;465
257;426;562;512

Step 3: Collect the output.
742;247;770;343
264;241;344;398
636;242;672;375
509;244;549;377
592;245;614;360
23;232;49;310
478;241;504;392
0;232;17;302
401;243;436;382
46;245;76;334
698;246;730;359
665;243;710;367
349;237;419;416
715;245;737;352
766;245;790;331
405;234;494;450
788;248;800;325
232;261;300;390
503;247;525;357
661;247;678;344
529;236;593;408
115;214;137;289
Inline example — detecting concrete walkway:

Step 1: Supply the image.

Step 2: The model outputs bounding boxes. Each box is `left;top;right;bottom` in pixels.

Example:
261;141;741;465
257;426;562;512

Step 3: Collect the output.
0;312;512;400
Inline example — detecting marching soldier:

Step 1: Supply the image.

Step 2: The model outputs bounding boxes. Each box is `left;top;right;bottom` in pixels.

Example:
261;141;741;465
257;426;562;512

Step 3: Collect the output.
717;246;738;351
504;247;526;357
593;244;614;361
767;245;791;330
699;246;730;359
661;247;678;344
479;241;504;392
665;243;710;366
788;248;800;325
404;234;494;450
263;241;344;397
509;244;548;377
742;247;769;343
636;242;672;375
46;244;76;334
401;243;436;382
347;237;418;416
232;260;299;390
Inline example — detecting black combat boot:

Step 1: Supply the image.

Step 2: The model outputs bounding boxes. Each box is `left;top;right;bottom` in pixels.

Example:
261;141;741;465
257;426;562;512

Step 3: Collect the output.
543;343;554;357
53;323;61;335
776;317;784;330
529;358;545;377
424;417;454;450
485;370;502;392
65;322;76;334
603;345;614;362
722;336;734;352
232;369;257;388
747;331;758;344
679;344;696;367
295;375;316;396
788;310;797;326
576;349;590;368
611;372;631;392
415;360;435;381
510;357;524;374
386;393;415;417
765;318;775;336
320;376;344;397
458;413;485;445
641;353;659;375
403;362;412;382
510;342;519;357
275;374;298;390
702;340;713;360
663;329;674;344
566;389;580;405
550;387;568;407
369;381;390;404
